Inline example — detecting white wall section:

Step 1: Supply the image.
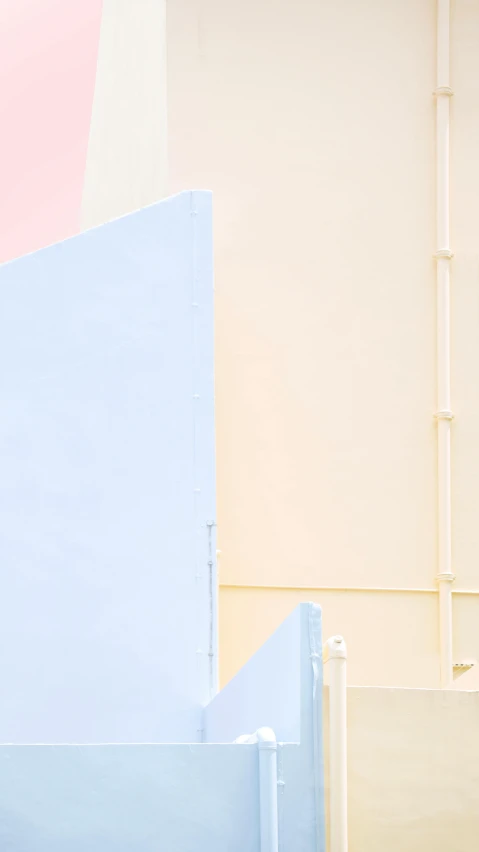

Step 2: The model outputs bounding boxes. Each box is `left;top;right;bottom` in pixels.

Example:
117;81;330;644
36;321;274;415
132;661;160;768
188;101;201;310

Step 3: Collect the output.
81;0;168;230
324;637;348;852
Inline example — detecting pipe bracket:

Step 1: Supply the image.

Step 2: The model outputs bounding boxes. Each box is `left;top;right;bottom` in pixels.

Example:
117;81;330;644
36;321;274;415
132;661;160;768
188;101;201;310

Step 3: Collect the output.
433;86;454;97
434;248;454;260
453;662;475;681
437;572;456;583
435;409;454;421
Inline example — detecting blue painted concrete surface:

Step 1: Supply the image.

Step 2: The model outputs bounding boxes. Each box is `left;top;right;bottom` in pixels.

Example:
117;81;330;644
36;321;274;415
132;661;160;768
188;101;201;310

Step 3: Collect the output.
0;192;216;744
0;604;324;852
0;195;325;851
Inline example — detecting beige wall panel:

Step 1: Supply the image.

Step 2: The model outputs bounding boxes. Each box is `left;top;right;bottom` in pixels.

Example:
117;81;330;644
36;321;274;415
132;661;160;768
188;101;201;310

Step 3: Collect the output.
168;0;437;593
220;587;479;688
323;687;479;851
452;593;479;689
81;0;479;689
219;586;445;688
451;0;479;590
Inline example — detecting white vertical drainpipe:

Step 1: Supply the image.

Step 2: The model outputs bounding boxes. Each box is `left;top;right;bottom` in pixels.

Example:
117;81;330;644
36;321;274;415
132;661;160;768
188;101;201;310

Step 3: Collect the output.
435;0;455;689
324;636;348;852
234;727;279;852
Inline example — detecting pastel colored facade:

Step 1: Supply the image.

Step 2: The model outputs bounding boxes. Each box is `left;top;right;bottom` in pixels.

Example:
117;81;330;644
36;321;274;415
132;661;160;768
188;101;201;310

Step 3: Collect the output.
1;4;479;845
0;192;217;742
3;0;478;691
0;195;324;850
324;686;479;852
167;0;479;692
1;185;477;850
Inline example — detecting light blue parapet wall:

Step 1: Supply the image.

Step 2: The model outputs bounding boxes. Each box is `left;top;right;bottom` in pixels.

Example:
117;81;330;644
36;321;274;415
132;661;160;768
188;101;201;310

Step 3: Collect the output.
205;605;302;743
0;744;260;852
0;192;216;744
0;604;325;852
206;602;325;852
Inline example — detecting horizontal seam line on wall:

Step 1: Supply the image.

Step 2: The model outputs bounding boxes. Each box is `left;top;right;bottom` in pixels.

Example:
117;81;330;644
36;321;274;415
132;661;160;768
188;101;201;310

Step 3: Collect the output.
219;583;479;596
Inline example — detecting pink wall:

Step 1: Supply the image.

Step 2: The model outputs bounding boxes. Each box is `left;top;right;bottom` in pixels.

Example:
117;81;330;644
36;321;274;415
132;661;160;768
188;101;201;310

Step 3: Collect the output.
0;0;103;263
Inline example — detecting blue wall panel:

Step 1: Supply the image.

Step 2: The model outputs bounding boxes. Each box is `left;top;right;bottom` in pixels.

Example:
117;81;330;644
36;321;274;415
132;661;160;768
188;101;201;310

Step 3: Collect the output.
0;604;325;852
0;192;216;743
0;744;259;852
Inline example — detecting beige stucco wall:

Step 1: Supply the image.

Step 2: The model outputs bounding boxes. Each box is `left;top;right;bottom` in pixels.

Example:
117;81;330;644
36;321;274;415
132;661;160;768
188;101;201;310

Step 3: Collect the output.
323;686;479;851
451;1;479;591
79;0;479;691
219;585;479;689
167;0;479;689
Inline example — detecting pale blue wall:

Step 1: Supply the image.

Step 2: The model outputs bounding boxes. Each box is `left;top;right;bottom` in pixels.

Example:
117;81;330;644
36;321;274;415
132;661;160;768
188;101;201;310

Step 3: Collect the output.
0;744;259;852
206;603;325;851
0;196;325;851
0;192;216;744
0;742;321;852
0;604;325;852
205;605;302;743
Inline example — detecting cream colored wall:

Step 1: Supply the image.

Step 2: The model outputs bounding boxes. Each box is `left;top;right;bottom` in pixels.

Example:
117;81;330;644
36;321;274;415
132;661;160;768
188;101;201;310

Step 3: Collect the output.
78;0;479;690
167;0;479;689
451;0;479;591
323;686;479;851
81;0;167;230
219;586;479;689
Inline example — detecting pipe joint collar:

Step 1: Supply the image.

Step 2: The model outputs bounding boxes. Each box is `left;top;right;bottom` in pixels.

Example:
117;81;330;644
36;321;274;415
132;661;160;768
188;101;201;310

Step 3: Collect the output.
234;727;277;749
437;572;456;584
257;727;278;751
435;409;454;421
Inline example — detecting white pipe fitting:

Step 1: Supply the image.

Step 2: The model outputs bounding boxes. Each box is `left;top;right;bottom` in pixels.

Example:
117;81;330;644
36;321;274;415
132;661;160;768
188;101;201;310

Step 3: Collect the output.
234;727;279;852
324;636;348;852
435;0;454;689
